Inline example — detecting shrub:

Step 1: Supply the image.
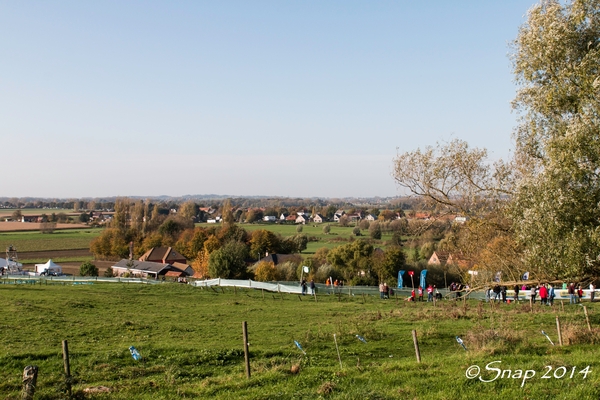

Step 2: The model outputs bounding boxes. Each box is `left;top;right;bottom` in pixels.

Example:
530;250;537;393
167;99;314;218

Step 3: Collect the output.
80;261;99;277
369;221;382;240
255;261;280;282
103;266;114;277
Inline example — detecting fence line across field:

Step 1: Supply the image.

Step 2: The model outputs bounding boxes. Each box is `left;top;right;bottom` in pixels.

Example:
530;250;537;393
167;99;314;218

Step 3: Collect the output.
1;275;593;302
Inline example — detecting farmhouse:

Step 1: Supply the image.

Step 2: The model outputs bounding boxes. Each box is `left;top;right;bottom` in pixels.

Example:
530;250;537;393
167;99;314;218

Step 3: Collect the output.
111;260;190;279
139;246;187;264
138;246;194;275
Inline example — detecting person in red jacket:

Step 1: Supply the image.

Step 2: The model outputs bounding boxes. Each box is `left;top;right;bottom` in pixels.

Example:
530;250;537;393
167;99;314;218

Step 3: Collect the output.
418;286;424;301
539;284;548;305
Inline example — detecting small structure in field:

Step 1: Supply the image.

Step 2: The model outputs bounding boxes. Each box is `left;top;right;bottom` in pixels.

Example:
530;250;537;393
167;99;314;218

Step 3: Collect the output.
34;259;63;275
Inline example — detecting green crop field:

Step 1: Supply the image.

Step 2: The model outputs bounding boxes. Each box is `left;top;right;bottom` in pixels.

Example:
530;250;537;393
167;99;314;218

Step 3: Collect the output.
1;283;598;399
0;229;102;252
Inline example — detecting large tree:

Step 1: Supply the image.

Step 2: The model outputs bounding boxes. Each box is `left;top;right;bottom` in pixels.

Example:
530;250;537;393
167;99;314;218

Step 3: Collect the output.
208;241;249;279
510;0;600;279
393;0;600;281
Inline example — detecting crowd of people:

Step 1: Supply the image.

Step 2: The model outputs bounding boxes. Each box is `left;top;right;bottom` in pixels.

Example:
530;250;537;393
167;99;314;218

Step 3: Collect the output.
299;278;597;304
485;282;596;305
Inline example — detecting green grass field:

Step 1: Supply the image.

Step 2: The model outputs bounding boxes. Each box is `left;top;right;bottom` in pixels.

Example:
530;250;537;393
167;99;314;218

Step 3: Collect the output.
1;283;599;399
199;222;394;255
0;229;102;252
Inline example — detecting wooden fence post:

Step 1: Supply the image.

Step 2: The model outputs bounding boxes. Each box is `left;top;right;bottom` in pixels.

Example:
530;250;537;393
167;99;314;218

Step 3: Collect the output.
412;330;421;363
556;316;563;346
62;340;71;397
583;306;592;333
22;365;38;400
242;321;250;378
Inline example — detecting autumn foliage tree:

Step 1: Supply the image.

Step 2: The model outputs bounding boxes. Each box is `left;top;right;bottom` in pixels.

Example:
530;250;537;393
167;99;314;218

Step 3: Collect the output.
254;261;280;282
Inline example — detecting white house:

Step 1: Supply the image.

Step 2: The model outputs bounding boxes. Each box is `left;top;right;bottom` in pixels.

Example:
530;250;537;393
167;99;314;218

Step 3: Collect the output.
296;215;309;224
313;214;325;223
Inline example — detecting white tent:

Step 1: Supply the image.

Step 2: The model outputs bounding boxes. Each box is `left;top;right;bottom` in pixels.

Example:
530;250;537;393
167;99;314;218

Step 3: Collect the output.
35;259;63;275
0;258;7;268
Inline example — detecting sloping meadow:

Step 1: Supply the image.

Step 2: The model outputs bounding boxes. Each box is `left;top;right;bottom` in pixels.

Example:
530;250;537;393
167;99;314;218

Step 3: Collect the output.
1;283;599;399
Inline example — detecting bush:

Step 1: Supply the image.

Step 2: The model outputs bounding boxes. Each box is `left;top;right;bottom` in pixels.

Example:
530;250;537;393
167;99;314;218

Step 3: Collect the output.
255;261;280;282
323;225;331;235
296;225;303;233
103;266;114;277
369;221;382;240
80;261;99;277
352;226;361;236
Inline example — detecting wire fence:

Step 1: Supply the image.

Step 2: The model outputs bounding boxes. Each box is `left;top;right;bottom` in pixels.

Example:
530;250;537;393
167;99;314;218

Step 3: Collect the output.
6;274;587;303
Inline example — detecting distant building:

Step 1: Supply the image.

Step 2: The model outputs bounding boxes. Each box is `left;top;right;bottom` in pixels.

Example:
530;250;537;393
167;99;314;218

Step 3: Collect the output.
312;214;325;223
111;259;191;279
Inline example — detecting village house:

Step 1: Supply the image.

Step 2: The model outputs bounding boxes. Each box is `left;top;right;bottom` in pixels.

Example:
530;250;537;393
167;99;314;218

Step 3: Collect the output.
428;251;472;270
295;214;309;224
312;214;325;223
333;210;345;222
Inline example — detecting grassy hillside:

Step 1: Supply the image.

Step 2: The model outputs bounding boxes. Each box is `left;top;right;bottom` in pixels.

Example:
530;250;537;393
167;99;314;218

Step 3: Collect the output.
1;283;598;399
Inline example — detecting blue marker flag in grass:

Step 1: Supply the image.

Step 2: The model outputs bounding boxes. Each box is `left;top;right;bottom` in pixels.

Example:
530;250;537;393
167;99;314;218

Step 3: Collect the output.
355;335;368;344
129;346;141;361
294;340;306;355
541;331;555;346
455;336;467;351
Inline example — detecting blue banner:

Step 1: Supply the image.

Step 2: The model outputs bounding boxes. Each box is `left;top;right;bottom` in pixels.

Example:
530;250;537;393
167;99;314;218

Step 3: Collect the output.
420;270;427;288
398;270;405;288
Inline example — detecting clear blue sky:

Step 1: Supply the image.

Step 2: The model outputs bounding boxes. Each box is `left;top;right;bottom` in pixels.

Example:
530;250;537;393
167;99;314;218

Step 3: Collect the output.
1;1;536;198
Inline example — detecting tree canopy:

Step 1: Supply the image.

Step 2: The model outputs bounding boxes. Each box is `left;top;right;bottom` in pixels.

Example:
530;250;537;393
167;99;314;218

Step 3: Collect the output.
393;0;600;281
